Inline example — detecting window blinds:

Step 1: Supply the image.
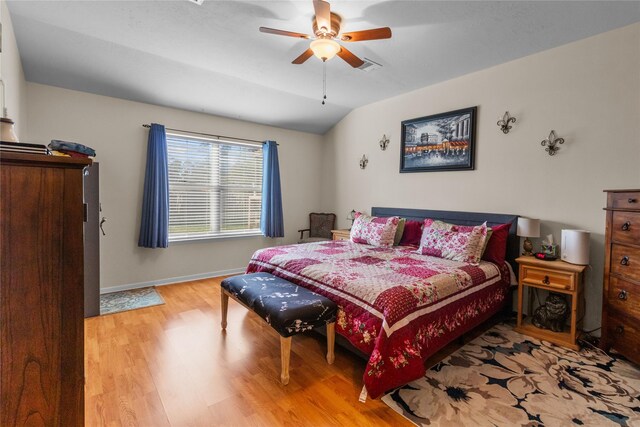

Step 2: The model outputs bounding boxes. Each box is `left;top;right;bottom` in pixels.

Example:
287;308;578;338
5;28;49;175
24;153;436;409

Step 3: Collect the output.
166;134;263;241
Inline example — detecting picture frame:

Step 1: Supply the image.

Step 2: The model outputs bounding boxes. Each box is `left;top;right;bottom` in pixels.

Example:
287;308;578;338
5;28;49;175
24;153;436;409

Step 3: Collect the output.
400;106;477;173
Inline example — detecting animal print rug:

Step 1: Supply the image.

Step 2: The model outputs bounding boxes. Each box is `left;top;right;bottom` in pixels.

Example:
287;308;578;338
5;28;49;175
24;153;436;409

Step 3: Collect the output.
382;323;640;426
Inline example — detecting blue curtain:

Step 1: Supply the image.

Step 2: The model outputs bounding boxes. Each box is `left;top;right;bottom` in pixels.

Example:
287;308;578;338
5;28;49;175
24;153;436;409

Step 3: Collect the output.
260;140;284;237
138;123;169;248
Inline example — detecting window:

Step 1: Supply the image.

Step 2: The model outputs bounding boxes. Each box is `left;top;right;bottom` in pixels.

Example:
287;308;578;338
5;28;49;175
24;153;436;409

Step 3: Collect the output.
166;133;263;241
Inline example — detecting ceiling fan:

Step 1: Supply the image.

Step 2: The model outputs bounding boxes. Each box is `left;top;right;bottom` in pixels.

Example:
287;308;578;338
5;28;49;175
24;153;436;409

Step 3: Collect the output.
259;0;392;68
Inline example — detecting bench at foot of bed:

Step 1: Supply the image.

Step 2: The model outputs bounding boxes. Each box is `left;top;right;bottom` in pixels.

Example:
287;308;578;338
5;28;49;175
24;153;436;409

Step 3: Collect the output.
220;272;337;385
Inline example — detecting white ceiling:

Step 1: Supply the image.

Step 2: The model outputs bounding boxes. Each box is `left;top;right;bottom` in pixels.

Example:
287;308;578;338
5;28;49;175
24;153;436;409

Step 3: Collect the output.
7;1;640;134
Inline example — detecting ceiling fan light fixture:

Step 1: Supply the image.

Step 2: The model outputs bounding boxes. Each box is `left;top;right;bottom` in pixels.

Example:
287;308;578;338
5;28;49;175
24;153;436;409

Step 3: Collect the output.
310;39;341;61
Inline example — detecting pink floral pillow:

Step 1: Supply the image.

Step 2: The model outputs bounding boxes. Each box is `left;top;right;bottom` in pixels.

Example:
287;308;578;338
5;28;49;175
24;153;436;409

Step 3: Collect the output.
350;213;399;247
422;219;493;254
417;219;488;265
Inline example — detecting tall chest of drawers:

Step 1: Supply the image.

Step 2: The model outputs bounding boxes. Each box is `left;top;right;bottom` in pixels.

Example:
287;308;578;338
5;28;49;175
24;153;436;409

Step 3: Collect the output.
601;189;640;363
1;153;90;426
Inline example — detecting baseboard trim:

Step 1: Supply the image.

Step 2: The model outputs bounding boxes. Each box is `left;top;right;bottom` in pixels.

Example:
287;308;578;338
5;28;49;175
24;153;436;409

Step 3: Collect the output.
100;268;245;294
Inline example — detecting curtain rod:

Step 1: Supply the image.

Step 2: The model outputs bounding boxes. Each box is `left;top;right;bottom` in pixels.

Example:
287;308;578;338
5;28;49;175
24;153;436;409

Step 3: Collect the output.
141;124;276;145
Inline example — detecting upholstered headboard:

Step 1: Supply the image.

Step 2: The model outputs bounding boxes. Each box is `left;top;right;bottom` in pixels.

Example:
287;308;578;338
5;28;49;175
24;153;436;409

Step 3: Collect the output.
371;207;519;274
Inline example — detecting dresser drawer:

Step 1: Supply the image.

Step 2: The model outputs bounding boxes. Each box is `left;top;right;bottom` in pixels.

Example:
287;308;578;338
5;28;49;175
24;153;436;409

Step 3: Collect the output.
606;312;640;362
611;244;640;282
521;265;574;291
612;211;640;245
607;276;640;319
609;192;640;210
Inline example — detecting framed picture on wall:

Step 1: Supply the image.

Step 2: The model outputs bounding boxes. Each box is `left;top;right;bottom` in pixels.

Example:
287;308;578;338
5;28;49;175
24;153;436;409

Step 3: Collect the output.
400;106;477;173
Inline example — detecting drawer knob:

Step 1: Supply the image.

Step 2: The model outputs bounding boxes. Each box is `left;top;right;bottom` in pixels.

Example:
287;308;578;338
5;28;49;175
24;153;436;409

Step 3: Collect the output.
629;198;638;204
621;256;630;266
622;221;631;231
618;290;628;300
542;275;550;285
615;325;625;335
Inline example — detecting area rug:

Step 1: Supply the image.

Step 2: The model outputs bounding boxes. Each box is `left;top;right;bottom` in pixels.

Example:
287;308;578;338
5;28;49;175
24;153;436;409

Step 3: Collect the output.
382;324;640;426
100;287;165;315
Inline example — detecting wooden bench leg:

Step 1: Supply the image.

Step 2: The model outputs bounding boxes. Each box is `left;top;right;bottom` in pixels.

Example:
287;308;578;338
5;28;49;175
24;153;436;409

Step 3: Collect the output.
326;322;335;365
280;336;292;385
220;288;229;330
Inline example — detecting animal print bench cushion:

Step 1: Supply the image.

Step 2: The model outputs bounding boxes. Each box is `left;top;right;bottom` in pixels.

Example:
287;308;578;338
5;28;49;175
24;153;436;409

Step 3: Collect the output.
221;273;337;337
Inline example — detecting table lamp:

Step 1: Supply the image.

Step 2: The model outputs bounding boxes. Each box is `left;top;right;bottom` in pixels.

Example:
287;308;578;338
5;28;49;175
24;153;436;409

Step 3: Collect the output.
0;80;19;143
517;217;540;256
346;210;356;229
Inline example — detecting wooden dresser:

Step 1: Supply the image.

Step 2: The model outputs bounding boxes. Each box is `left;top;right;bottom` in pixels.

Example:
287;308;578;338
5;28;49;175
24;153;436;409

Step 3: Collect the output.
1;153;91;426
601;189;640;363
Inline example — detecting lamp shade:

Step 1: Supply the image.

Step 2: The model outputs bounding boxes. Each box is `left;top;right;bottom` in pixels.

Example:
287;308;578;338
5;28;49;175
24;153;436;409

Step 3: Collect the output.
310;39;341;61
517;217;540;238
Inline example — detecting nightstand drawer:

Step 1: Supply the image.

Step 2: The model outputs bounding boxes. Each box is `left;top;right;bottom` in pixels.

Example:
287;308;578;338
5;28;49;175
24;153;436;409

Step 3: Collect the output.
612;211;640;245
611;244;640;282
606;312;640;362
609;192;640;210
607;277;640;319
331;230;351;241
521;265;574;291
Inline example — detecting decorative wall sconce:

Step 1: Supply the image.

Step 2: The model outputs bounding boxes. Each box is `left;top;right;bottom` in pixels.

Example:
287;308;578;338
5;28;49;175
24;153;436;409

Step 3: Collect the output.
359;155;368;169
497;111;516;134
379;134;390;151
541;130;564;156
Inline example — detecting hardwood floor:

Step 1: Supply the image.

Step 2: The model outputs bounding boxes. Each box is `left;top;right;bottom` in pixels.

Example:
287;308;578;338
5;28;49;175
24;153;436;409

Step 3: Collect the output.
85;277;412;426
86;277;505;426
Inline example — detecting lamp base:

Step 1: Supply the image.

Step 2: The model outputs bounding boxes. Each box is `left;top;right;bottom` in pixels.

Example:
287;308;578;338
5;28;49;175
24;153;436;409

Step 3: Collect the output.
522;237;534;256
0;117;19;143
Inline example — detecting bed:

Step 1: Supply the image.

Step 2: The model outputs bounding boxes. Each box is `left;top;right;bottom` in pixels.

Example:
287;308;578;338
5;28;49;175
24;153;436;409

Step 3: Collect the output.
247;207;519;399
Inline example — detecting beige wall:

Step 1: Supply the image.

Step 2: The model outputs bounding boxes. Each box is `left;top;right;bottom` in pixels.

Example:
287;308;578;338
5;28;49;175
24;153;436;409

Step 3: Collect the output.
320;23;640;331
0;0;27;138
26;83;324;291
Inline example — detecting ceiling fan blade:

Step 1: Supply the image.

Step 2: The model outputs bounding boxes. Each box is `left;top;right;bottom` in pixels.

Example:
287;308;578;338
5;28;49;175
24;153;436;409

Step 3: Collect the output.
259;27;311;39
341;27;392;42
292;48;314;65
337;45;365;68
313;0;331;33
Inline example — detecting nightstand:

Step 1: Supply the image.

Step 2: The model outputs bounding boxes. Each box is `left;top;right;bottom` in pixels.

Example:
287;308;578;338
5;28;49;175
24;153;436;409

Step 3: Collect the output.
514;256;586;350
331;229;351;241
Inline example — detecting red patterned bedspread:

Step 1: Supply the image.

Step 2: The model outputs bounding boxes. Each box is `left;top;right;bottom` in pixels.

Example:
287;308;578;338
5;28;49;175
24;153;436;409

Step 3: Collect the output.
247;240;509;399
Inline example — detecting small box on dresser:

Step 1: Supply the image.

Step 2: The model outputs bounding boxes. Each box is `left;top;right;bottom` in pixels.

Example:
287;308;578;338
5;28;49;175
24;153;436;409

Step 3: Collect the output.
601;189;640;363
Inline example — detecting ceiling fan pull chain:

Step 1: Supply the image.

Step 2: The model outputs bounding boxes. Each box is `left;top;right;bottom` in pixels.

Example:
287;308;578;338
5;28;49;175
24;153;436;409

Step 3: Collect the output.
322;61;327;105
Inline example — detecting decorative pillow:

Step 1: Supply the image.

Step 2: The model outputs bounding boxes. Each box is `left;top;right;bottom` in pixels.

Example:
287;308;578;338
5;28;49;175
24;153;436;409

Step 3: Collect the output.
422;219;493;254
481;222;511;265
417;220;488;264
393;218;406;246
399;220;423;246
350;213;399;247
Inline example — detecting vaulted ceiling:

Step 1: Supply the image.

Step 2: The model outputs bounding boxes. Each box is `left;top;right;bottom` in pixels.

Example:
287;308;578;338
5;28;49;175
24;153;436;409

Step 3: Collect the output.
7;1;640;134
